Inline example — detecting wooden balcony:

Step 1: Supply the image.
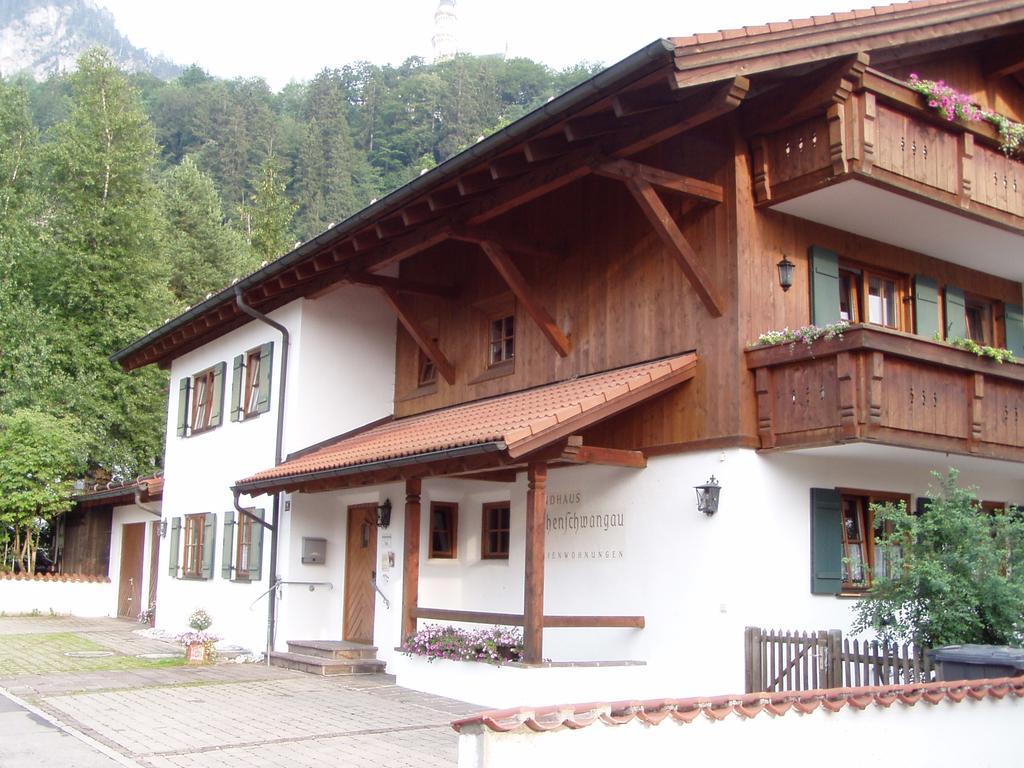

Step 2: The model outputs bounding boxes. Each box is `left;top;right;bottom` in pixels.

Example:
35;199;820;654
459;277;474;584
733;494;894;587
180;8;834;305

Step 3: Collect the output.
751;69;1024;233
745;326;1024;462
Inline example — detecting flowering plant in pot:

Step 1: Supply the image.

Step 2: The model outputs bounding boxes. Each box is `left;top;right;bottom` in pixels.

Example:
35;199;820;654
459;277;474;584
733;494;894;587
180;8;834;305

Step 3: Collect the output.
177;608;218;664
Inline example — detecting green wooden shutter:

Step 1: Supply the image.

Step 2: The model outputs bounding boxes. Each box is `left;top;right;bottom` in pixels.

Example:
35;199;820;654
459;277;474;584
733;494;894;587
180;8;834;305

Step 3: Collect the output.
221;510;235;579
811;488;843;595
168;517;181;577
230;354;244;422
249;508;265;581
209;361;227;428
201;512;216;580
913;275;940;338
176;379;191;437
255;342;274;414
1005;303;1024;358
809;246;841;326
944;285;967;339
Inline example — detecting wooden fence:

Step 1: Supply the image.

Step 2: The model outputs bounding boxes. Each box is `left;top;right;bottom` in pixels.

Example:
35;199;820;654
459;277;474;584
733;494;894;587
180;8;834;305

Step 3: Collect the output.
744;626;933;693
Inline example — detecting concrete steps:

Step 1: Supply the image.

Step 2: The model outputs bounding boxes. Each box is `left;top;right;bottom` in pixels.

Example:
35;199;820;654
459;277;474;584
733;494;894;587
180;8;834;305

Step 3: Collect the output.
269;640;389;677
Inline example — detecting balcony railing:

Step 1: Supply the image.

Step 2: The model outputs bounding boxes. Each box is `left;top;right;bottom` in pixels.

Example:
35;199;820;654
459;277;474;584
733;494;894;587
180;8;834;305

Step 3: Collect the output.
745;325;1024;461
751;69;1024;230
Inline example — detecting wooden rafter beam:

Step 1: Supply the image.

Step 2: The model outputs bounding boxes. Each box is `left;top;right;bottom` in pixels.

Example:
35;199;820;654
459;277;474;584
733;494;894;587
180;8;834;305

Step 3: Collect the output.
449;225;556;261
353;229;381;251
529;435;646;468
612;73;684;117
490;152;530;179
376;216;406;239
347;220;452;273
401;202;434;226
742;52;869;136
348;273;457;299
624;177;724;317
982;36;1024;78
523;133;571;163
378;286;455;385
592;158;724;203
457;170;496;196
564;110;625;143
427;187;462;211
477;240;570;358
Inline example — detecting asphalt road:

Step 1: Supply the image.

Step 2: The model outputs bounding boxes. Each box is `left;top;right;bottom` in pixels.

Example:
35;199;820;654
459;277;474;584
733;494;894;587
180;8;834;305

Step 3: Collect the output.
0;691;132;768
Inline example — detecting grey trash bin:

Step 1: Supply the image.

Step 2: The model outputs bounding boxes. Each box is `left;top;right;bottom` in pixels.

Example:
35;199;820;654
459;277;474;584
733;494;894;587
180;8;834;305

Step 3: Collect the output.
930;645;1024;681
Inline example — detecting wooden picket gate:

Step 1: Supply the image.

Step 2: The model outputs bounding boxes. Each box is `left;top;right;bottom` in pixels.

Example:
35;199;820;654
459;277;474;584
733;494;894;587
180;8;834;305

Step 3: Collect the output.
744;626;933;693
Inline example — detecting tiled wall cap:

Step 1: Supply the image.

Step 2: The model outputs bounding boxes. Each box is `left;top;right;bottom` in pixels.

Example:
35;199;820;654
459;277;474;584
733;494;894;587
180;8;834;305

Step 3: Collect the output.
452;676;1024;733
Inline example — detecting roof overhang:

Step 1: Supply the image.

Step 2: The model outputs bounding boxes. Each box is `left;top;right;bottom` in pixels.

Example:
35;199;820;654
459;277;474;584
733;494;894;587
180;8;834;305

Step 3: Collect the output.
233;353;698;496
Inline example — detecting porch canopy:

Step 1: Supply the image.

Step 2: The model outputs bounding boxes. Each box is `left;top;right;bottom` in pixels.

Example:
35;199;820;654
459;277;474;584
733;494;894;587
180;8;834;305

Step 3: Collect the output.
234;352;697;662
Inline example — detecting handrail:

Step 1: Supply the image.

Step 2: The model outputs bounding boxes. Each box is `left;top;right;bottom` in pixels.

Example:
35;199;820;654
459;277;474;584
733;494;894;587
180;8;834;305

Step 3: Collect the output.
370;577;390;610
249;580;333;610
411;607;645;628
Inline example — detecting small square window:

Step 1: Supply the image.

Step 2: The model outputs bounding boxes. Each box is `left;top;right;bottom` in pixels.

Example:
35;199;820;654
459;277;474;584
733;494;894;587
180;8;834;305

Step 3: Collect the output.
429;502;458;559
489;314;515;366
481;502;510;560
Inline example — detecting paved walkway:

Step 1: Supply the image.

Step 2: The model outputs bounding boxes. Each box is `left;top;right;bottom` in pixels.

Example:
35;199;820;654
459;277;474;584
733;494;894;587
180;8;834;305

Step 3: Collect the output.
0;616;482;768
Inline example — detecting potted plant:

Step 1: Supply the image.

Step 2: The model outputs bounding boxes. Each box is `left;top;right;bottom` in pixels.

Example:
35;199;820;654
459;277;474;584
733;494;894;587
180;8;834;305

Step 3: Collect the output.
177;608;218;664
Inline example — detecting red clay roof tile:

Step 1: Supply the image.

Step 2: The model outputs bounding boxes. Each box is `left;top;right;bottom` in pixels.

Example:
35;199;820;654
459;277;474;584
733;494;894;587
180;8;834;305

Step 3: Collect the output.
452;677;1024;733
236;354;698;490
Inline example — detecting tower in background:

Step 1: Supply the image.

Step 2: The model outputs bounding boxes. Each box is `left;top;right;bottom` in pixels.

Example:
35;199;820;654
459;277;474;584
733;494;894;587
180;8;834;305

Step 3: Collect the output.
432;0;458;62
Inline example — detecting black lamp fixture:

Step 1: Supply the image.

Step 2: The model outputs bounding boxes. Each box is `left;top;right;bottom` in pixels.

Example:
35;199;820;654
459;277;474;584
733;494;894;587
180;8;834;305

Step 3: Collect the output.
694;476;721;516
377;498;392;529
777;254;795;292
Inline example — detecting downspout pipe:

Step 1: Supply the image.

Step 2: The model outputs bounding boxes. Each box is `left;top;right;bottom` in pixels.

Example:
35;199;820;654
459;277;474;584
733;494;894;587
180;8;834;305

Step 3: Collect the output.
132;487;162;518
233;285;289;663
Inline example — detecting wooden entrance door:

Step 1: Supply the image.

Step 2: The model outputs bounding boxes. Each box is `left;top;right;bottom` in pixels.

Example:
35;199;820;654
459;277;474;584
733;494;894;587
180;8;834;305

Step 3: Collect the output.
146;521;160;625
343;504;378;644
117;523;146;619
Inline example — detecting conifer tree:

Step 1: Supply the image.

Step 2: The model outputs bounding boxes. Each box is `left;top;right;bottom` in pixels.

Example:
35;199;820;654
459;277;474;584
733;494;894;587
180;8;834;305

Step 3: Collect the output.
161;156;254;305
245;154;297;261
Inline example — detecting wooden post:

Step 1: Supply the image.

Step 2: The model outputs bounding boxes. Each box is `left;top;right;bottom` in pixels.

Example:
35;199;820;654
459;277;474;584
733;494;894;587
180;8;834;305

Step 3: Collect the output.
401;477;422;643
523;461;547;664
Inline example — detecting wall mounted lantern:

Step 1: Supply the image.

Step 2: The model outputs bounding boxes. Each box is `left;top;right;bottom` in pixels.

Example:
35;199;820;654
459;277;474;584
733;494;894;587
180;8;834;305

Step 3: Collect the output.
377;498;392;529
694;476;721;516
158;519;168;538
776;254;795;292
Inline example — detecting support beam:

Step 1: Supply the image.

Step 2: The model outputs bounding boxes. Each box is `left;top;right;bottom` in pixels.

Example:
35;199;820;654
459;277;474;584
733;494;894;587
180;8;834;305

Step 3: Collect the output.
457;170;496;196
379;287;456;384
489;152;530;180
523;462;547;664
523;133;571;163
612;74;684;117
560;435;646;468
741;53;869;136
450;225;557;261
623;177;724;317
348;273;457;299
478;240;571;357
401;202;434;227
592;158;724;203
401;477;422;643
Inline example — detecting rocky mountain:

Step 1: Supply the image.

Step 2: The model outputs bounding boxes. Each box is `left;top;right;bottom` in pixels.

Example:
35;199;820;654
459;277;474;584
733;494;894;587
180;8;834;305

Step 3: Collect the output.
0;0;181;80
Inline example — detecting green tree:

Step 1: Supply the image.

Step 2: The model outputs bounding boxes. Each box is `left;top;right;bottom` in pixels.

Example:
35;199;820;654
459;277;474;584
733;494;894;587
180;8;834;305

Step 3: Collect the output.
853;469;1024;647
292;69;362;240
244;154;297;261
26;48;172;474
161;156;254;304
0;409;86;572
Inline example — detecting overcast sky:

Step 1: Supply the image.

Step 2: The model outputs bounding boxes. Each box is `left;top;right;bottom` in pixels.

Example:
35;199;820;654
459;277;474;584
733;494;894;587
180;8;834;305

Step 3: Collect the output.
94;0;843;89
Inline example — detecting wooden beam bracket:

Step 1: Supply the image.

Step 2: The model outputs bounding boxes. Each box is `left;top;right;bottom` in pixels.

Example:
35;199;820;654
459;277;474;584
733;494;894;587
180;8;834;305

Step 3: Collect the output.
378;287;456;384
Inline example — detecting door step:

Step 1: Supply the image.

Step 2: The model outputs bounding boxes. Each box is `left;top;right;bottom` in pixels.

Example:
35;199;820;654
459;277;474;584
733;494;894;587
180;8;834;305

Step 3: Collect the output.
285;640;379;661
268;650;388;677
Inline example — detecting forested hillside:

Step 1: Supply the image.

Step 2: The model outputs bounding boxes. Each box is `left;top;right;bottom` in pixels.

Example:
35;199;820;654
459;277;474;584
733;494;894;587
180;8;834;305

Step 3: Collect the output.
0;48;599;496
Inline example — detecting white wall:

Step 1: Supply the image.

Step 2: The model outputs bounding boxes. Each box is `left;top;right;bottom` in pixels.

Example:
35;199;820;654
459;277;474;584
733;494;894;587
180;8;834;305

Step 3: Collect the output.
0;575;114;617
156;288;396;653
456;684;1024;768
376;446;1023;704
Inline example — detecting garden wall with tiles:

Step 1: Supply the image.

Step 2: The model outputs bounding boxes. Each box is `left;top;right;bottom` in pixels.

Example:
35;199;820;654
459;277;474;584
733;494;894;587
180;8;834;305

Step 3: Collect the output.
0;573;114;617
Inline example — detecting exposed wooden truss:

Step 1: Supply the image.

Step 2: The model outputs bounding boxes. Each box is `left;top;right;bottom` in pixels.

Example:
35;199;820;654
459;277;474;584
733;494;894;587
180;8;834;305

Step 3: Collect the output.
477;240;571;358
377;287;456;385
528;435;647;468
123;68;750;370
592;158;724;202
